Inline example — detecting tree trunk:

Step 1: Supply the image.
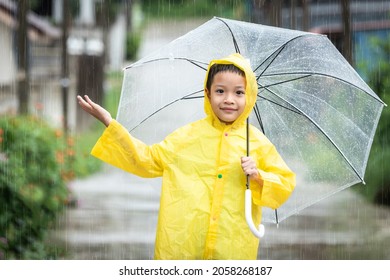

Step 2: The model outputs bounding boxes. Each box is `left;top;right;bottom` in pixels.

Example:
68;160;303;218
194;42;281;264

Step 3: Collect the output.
271;0;282;27
301;0;310;31
61;0;70;133
341;0;353;65
17;0;29;115
291;0;296;29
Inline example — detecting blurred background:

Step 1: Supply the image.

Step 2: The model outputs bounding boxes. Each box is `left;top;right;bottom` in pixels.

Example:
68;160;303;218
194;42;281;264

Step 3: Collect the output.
0;0;389;260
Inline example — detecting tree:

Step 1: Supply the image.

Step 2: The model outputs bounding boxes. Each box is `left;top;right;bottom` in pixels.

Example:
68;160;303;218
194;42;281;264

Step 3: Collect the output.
61;0;70;133
341;0;353;64
17;0;29;115
301;0;309;31
360;35;390;206
270;0;282;27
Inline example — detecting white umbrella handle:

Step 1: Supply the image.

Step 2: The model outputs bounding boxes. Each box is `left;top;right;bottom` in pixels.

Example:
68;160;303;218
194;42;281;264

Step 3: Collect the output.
245;189;265;238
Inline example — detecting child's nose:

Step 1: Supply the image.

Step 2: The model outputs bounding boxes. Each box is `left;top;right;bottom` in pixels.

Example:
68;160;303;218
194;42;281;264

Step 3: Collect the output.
224;93;234;103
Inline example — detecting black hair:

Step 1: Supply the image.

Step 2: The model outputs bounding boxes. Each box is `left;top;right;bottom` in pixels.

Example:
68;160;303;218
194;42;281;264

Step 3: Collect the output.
206;64;245;91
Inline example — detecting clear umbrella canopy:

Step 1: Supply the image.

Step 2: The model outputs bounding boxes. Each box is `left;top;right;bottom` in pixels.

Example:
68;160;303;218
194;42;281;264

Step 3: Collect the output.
117;17;385;224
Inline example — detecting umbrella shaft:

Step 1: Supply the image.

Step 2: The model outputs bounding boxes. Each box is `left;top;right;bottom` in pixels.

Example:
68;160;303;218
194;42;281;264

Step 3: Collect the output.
246;118;249;189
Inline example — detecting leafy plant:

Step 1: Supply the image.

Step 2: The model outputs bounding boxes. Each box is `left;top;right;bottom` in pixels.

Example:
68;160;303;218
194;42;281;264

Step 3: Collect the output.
126;32;141;61
357;34;390;206
141;0;245;19
0;116;70;259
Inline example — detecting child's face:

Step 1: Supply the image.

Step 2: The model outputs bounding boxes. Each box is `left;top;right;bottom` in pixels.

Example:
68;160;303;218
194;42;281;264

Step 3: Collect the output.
207;71;246;124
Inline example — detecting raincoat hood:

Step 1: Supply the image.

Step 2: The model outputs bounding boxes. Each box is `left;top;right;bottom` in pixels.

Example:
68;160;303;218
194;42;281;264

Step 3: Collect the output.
204;53;258;127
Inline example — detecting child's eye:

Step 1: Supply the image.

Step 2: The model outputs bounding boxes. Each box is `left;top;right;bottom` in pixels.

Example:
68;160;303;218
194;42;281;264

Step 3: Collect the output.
216;89;224;94
236;91;245;95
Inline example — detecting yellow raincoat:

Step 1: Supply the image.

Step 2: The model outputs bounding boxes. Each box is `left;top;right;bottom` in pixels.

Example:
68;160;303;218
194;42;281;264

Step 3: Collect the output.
91;53;295;259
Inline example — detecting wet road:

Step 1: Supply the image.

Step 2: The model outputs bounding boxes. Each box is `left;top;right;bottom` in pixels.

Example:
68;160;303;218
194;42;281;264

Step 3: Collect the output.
51;165;160;260
50;163;390;260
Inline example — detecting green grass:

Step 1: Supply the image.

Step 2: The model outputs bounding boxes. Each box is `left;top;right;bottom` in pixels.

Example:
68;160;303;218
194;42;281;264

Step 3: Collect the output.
105;71;123;117
141;0;247;20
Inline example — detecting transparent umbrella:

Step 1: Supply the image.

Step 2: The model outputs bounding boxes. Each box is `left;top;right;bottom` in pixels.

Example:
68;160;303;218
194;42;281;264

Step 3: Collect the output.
117;17;385;234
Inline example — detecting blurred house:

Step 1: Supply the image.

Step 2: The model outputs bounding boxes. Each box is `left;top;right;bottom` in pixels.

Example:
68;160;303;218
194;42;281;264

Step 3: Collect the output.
306;1;390;77
249;0;390;30
310;20;390;78
249;0;390;77
0;0;64;126
0;0;108;131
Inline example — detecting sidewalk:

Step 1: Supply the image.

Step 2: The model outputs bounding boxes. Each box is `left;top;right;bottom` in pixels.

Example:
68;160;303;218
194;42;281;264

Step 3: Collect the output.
51;162;390;260
259;187;390;259
51;165;160;259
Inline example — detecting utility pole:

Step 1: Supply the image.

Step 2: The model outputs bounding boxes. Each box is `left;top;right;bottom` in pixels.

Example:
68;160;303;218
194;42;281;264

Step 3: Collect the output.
17;0;29;115
341;0;353;65
302;0;310;31
271;0;282;27
61;0;70;133
291;0;297;30
125;0;133;32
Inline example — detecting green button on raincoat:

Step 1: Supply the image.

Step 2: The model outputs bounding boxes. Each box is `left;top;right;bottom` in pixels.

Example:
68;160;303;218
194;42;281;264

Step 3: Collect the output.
91;53;295;260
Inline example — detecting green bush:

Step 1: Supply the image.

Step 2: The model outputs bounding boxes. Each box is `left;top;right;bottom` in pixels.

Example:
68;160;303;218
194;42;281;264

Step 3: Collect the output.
358;34;390;206
126;32;141;61
70;130;102;178
141;0;245;19
0;116;70;259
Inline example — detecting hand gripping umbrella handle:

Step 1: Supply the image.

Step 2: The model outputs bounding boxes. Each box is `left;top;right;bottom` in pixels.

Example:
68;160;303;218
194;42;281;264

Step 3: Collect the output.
245;189;265;238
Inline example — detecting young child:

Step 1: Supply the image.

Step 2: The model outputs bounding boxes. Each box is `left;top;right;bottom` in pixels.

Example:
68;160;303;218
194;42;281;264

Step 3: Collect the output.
77;53;295;260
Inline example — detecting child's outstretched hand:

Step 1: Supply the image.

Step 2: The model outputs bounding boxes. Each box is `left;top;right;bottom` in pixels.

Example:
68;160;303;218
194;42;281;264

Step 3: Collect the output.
241;156;263;186
77;95;112;127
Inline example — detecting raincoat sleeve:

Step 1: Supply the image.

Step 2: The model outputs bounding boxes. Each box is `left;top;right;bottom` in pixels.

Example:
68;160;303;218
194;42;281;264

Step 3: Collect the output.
250;133;296;209
90;120;164;178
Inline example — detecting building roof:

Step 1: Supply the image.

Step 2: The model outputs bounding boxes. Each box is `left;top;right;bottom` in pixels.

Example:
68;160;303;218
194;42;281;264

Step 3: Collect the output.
0;0;60;41
310;20;390;34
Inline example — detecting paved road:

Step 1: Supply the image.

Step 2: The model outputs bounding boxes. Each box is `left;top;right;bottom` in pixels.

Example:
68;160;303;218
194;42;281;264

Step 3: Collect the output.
49;19;390;260
50;162;390;260
51;165;160;260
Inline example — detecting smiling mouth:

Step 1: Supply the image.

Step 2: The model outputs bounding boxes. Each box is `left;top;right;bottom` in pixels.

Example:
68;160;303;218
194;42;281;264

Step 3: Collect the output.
221;108;237;112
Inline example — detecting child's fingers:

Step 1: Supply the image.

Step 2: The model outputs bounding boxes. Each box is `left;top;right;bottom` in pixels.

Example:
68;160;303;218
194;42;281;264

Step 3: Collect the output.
241;156;258;175
241;156;254;165
241;161;250;169
243;166;257;176
77;95;89;105
241;156;250;163
83;95;91;102
77;95;84;104
77;95;88;108
83;95;96;107
77;95;96;115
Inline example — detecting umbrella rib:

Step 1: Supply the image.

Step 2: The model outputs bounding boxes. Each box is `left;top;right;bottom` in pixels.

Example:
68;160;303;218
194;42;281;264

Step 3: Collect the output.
186;59;209;71
263;71;384;105
254;34;316;78
215;17;241;53
129;90;204;132
183;96;204;100
126;57;209;71
255;44;286;78
258;74;312;89
253;103;265;134
257;95;302;115
251;33;384;108
260;83;371;147
264;86;364;182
